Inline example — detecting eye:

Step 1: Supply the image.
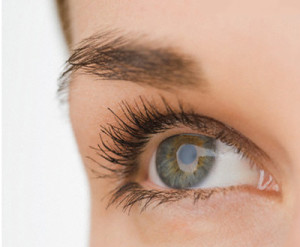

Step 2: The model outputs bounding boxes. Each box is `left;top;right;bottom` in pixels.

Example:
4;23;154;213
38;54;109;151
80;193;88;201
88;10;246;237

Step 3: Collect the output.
90;96;280;211
149;133;276;190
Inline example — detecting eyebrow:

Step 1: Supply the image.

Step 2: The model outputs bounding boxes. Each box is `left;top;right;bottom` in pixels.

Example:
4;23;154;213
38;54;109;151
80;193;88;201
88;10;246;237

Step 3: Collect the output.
58;31;207;98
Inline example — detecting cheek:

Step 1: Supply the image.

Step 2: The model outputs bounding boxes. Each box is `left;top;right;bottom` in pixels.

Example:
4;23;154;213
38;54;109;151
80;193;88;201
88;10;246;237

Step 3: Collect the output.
132;195;289;247
89;184;290;247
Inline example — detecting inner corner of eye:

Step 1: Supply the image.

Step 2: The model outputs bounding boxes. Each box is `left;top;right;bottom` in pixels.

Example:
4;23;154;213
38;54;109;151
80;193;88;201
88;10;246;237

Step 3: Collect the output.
144;133;279;193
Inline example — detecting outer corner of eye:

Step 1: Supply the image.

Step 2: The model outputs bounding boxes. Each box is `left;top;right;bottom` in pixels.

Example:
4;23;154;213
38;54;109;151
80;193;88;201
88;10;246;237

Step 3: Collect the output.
147;133;280;194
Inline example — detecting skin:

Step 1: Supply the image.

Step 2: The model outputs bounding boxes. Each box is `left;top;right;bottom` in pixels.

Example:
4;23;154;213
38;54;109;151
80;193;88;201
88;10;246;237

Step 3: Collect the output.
66;0;300;246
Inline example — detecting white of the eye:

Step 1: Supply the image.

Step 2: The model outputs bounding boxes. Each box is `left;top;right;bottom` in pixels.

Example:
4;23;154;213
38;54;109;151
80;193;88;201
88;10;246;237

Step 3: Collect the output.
148;140;260;189
194;140;259;189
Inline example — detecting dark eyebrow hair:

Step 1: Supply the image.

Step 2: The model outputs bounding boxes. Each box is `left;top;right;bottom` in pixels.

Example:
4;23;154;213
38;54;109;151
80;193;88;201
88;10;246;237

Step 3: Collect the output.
58;31;207;101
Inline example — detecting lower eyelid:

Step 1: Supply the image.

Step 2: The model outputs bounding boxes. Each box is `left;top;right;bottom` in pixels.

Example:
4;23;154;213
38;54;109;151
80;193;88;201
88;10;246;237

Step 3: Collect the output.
151;187;281;218
107;179;281;214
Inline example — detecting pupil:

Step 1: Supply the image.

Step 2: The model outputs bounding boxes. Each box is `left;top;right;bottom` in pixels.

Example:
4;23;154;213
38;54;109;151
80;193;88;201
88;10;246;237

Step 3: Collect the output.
178;144;197;165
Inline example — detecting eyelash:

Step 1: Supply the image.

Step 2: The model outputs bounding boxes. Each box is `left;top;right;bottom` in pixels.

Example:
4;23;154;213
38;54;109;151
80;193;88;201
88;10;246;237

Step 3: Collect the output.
87;96;267;213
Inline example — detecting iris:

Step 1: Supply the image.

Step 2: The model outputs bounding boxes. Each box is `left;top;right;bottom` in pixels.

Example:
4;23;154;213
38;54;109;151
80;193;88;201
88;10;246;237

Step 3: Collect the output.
155;134;216;189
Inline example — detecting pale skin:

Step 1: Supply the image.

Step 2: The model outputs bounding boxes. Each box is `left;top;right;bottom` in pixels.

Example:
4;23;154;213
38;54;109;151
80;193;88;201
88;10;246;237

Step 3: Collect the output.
65;1;300;246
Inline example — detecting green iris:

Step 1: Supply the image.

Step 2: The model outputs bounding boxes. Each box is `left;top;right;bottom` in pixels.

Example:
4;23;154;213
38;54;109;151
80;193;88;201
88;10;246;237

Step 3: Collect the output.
155;134;216;189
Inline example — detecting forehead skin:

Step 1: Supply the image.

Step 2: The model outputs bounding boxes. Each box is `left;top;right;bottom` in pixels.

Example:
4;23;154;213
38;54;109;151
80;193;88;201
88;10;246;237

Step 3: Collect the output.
67;1;300;246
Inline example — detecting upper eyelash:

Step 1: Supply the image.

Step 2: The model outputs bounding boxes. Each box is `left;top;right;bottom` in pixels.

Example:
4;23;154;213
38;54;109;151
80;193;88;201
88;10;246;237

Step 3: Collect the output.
87;96;268;211
88;95;266;178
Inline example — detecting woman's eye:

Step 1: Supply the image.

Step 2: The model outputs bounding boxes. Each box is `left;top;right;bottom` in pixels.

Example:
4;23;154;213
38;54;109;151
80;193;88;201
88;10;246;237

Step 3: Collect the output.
149;133;276;191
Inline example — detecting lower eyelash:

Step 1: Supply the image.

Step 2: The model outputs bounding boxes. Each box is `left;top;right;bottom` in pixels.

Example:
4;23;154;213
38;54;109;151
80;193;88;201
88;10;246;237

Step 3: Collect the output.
107;182;223;213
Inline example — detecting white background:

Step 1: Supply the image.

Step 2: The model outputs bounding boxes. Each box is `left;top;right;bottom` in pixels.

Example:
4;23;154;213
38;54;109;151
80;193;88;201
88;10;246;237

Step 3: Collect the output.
3;1;90;246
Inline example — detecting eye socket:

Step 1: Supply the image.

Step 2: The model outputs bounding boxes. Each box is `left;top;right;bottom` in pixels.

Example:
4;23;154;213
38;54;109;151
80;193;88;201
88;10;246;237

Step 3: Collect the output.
149;133;278;191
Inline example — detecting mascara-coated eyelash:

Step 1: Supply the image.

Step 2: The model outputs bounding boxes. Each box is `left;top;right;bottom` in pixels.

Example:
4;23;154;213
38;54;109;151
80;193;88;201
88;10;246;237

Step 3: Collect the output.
87;96;271;212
